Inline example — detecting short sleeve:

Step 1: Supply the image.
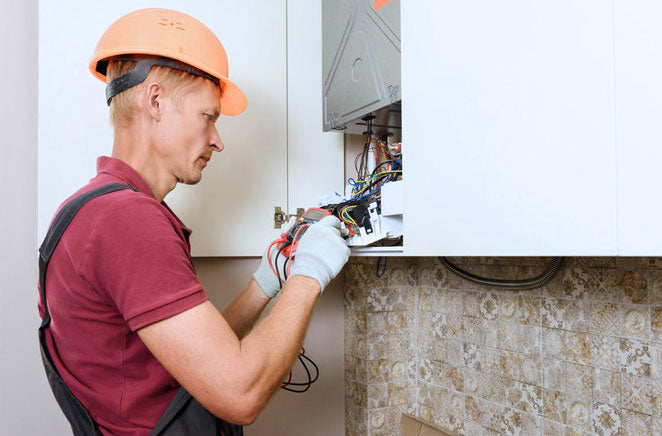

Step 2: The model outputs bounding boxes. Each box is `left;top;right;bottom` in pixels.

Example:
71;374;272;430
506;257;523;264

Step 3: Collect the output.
79;193;207;331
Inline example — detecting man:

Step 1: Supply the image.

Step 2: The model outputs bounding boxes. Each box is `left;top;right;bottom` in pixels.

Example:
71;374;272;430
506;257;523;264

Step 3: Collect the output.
38;8;350;435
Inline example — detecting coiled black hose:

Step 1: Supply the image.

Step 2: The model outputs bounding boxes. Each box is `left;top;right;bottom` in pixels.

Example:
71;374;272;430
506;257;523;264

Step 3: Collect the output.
438;257;564;290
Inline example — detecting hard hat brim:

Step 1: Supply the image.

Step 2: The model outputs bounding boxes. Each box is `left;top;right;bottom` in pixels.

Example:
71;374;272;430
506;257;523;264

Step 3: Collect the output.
217;76;247;117
90;52;247;117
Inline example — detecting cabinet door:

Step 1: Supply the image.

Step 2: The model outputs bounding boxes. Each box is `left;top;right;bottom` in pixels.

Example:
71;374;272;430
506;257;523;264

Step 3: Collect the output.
38;1;288;256
402;0;617;255
614;0;662;255
287;0;345;212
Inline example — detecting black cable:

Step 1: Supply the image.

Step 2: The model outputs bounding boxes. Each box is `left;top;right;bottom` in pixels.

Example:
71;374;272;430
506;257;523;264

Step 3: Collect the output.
283;256;290;282
358;159;400;198
280;244;291;283
281;356;314;393
283;357;312;388
274;247;282;288
376;256;387;278
354;151;363;181
300;353;319;384
275;243;289;289
438;257;564;290
280;352;320;393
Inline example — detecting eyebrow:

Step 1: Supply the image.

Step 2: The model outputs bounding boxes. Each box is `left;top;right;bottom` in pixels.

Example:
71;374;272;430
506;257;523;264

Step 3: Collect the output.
204;108;221;122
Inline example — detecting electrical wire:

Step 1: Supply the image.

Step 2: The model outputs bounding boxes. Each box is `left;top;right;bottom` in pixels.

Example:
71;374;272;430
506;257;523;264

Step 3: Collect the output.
280;347;319;393
266;239;280;279
352;175;392;201
266;237;321;394
376;256;387;278
351;170;402;190
274;242;289;289
351;160;402;198
287;224;309;277
438;257;564;290
340;205;358;227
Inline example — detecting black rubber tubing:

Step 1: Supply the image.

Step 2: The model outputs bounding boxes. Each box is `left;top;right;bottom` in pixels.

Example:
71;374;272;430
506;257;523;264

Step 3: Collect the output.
438;257;564;290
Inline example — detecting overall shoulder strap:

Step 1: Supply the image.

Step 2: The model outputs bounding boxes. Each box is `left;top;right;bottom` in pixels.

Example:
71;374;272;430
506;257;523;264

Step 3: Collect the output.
37;183;137;436
39;183;137;330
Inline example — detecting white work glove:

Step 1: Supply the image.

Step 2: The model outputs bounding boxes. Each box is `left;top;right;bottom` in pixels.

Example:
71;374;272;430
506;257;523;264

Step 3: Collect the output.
289;216;351;293
253;244;288;298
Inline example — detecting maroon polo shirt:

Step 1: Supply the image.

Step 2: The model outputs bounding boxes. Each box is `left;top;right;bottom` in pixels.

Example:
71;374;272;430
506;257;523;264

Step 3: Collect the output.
38;156;209;435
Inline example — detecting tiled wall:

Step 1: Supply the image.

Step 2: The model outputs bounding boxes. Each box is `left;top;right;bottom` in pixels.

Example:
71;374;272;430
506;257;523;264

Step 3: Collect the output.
343;257;662;435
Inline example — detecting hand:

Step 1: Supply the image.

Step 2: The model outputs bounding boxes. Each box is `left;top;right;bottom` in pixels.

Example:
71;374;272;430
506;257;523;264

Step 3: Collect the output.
289;216;350;293
253;243;288;298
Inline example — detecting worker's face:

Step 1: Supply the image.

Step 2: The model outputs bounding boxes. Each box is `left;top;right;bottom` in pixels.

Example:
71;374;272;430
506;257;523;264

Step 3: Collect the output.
157;80;223;185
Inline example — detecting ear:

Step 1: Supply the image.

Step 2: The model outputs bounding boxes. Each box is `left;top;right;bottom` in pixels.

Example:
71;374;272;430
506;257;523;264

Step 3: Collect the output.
139;81;163;122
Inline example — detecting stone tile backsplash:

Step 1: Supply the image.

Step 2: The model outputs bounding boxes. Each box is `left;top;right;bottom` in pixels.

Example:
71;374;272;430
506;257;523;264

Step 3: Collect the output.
343;257;662;435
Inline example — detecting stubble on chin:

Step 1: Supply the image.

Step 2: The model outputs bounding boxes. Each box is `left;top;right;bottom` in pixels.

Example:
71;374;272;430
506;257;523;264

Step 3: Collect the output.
184;169;203;185
174;171;202;185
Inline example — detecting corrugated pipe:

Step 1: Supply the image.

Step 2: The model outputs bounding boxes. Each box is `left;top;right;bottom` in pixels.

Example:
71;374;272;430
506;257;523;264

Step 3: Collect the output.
438;257;565;290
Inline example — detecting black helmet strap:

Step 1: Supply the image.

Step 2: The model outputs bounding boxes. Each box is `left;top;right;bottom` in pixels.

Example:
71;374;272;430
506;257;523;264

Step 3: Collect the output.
104;55;220;106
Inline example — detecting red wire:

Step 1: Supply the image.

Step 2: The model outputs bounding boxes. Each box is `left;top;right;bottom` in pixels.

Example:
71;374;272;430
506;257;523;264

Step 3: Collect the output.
283;370;292;387
287;225;309;277
266;238;285;284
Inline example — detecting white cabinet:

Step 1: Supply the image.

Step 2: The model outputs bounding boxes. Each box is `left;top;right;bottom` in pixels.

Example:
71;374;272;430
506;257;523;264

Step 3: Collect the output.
287;0;345;231
401;0;618;255
38;0;343;256
43;0;662;256
614;0;662;255
163;1;289;256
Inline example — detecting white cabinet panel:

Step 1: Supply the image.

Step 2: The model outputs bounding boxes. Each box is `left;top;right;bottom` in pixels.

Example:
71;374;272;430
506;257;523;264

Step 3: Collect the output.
287;0;345;212
402;1;617;255
614;0;662;255
39;0;288;256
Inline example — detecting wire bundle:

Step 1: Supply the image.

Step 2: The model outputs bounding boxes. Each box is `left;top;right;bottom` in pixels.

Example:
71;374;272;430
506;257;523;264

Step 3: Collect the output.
326;113;404;228
339;205;357;227
280;346;319;393
348;163;402;201
264;235;321;394
267;225;310;289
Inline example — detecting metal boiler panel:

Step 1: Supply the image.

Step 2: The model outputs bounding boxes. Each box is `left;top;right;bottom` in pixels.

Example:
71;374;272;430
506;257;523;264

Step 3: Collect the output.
322;0;401;138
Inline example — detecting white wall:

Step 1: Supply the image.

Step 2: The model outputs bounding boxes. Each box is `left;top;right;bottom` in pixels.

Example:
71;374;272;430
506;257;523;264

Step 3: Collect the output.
0;0;70;433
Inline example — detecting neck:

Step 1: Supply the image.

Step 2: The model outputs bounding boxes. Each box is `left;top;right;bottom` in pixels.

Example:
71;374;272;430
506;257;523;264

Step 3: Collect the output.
111;126;176;203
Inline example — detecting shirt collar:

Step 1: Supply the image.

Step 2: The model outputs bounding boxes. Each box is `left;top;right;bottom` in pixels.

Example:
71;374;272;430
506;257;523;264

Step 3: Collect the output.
96;156;155;199
96;156;194;241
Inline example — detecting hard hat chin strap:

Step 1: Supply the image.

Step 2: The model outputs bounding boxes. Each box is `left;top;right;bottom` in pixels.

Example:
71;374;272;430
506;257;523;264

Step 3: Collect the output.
105;56;221;106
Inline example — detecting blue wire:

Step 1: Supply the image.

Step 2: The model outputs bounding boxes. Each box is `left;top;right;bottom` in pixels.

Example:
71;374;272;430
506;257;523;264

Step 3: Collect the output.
352;175;391;200
347;161;402;196
348;161;402;187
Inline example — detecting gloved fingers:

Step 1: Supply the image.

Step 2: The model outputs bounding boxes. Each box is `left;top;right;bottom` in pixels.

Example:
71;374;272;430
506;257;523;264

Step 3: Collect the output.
340;224;350;237
318;215;342;229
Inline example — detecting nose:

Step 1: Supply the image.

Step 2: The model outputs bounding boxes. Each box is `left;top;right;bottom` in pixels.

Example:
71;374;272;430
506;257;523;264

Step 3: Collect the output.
210;125;224;152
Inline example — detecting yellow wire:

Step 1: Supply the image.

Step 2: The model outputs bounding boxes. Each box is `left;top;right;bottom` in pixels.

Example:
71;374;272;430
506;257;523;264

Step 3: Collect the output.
355;170;402;185
342;206;357;226
353;170;402;196
343;210;357;226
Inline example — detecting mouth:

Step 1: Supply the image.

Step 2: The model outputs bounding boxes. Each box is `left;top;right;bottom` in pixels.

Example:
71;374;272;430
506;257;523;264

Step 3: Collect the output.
200;156;211;163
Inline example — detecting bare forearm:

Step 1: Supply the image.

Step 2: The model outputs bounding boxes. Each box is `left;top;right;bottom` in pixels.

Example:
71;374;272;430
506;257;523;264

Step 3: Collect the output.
238;275;320;408
137;278;321;425
221;278;270;339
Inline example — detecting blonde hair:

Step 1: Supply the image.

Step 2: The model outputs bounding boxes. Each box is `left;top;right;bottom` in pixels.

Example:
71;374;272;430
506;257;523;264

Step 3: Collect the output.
106;58;218;127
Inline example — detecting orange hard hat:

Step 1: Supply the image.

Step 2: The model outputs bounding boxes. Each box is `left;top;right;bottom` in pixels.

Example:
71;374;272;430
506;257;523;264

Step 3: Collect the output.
89;8;247;116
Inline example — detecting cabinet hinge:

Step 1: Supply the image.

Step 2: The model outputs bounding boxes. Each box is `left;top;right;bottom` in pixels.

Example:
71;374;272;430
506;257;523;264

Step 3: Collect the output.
274;207;305;229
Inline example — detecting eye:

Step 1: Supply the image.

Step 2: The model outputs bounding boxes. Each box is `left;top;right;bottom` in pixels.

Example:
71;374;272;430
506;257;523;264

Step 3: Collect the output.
204;114;214;124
